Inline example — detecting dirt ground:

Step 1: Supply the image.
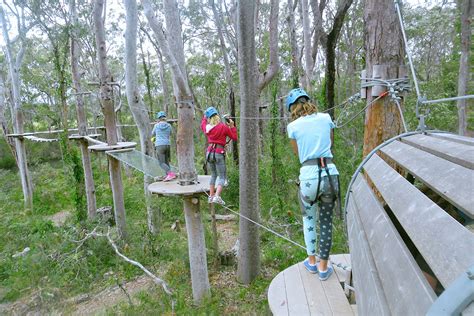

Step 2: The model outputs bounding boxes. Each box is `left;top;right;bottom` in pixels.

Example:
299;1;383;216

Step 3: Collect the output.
0;220;240;315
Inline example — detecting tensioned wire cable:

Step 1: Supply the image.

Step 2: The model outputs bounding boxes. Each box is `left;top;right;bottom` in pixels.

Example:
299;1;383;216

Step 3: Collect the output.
201;189;352;270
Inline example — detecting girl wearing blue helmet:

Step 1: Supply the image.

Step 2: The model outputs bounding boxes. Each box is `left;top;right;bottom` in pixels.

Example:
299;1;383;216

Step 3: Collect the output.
286;88;339;281
201;106;238;205
151;111;176;181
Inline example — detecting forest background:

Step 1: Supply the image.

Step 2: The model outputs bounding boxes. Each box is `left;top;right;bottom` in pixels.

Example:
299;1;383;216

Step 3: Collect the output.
0;0;472;314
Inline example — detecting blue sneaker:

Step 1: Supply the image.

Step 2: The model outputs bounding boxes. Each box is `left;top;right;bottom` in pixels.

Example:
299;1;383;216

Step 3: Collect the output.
303;259;318;274
318;265;333;281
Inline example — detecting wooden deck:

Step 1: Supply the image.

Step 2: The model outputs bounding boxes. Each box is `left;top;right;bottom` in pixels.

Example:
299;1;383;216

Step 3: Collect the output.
268;254;356;316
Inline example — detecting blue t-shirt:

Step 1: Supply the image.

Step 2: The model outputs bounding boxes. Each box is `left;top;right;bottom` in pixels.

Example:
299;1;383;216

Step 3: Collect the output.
152;122;171;146
287;113;338;180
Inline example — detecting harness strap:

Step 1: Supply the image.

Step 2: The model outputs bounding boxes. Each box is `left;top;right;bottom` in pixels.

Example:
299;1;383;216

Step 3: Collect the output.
301;157;338;207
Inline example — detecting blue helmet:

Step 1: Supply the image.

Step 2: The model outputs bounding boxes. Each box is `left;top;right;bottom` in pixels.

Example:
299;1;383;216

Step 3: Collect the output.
205;106;218;119
156;111;166;119
286;88;310;111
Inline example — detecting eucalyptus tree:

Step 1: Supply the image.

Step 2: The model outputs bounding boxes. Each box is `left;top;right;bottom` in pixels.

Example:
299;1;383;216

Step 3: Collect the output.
0;2;34;209
456;0;472;136
142;0;211;303
70;0;97;219
236;0;280;285
362;0;405;156
209;0;238;163
123;0;159;234
93;0;128;239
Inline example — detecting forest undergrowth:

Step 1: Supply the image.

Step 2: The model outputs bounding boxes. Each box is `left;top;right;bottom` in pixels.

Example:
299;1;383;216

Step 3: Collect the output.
0;88;463;314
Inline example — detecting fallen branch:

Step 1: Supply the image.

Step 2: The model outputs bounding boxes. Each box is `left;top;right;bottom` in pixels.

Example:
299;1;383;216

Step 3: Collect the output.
69;226;174;306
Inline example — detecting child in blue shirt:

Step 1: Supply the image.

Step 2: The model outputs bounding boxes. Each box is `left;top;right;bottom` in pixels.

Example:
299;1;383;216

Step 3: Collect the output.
286;88;339;281
151;111;176;181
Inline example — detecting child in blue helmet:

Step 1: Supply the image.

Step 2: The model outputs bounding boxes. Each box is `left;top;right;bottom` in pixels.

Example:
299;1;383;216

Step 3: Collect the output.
151;111;176;181
201;106;238;205
286;88;339;281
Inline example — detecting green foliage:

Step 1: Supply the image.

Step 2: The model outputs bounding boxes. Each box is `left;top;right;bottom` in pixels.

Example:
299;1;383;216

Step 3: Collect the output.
0;139;16;169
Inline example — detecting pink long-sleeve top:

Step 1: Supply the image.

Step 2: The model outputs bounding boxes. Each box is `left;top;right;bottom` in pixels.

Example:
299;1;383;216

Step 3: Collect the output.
201;116;238;154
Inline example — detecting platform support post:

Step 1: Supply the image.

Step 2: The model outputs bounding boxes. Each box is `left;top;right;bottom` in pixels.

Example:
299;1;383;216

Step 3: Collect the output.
183;195;210;304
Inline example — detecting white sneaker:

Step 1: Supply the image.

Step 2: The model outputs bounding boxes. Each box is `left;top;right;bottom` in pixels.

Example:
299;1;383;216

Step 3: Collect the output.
208;195;214;204
212;196;225;205
224;179;229;187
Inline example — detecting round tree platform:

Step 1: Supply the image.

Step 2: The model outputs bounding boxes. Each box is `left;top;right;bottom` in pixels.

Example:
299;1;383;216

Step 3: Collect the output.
88;142;137;152
148;175;211;196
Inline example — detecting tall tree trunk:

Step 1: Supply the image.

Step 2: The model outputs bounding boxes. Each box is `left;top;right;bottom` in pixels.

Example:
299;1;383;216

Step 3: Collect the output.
362;0;405;157
457;0;472;136
0;75;17;161
210;0;238;163
287;0;300;88
70;0;97;219
236;0;260;285
0;5;33;209
124;0;160;234
142;0;210;303
93;0;127;239
157;51;171;115
324;0;353;118
300;0;313;91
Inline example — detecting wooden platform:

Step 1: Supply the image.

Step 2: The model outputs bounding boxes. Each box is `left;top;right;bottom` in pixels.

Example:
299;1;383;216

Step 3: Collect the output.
268;254;356;316
148;175;211;196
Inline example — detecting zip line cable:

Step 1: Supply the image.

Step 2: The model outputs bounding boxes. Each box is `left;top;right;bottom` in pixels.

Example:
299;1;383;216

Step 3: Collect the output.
201;189;307;251
201;189;352;270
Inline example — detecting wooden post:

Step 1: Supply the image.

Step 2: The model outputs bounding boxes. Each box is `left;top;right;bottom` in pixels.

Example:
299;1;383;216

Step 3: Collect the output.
209;202;219;268
183;196;210;303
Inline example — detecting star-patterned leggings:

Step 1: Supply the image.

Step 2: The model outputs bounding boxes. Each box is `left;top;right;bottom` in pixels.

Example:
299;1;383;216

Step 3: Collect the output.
299;175;338;260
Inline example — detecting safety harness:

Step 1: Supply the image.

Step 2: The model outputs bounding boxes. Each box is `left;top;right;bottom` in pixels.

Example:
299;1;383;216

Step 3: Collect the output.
206;143;226;163
300;157;342;218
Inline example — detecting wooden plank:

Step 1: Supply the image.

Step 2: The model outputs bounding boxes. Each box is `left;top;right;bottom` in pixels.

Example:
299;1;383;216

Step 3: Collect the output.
268;271;289;316
380;140;474;219
352;175;436;314
297;262;332;315
347;193;390;316
428;132;474;146
283;263;311;315
320;269;354;316
364;154;474;288
401;134;474;169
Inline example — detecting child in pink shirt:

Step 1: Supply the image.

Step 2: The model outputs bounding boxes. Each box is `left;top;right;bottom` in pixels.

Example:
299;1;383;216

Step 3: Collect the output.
201;106;238;205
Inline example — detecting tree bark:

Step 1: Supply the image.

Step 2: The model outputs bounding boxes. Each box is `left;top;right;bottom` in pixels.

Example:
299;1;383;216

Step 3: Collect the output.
183;197;210;303
93;0;127;239
300;0;313;91
287;0;300;88
324;0;353;118
210;0;239;163
457;0;472;136
142;0;196;183
236;0;260;284
0;4;33;209
124;0;160;234
362;0;405;157
142;0;209;303
70;0;97;219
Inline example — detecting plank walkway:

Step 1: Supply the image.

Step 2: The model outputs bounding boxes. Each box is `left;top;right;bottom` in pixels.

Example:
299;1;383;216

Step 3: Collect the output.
268;254;356;316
